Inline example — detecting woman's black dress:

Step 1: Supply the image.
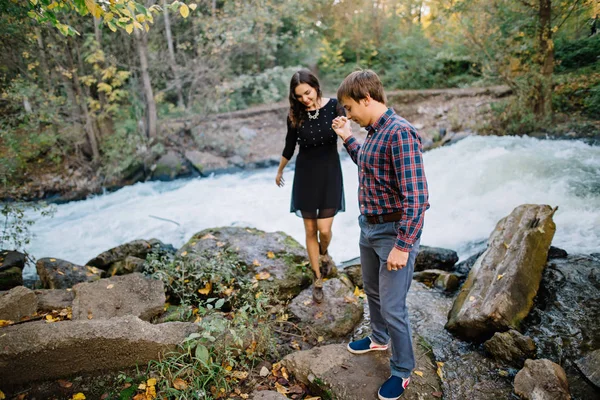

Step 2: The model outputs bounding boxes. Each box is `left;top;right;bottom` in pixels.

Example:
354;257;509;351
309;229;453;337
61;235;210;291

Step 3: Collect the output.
282;98;346;219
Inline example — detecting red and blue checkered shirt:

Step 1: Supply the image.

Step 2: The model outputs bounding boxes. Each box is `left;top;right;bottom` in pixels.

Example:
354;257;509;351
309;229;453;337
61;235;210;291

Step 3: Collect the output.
343;108;430;251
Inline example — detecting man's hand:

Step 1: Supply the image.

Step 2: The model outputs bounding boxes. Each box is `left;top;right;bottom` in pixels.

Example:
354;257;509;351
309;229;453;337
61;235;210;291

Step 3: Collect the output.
332;116;352;141
387;247;409;271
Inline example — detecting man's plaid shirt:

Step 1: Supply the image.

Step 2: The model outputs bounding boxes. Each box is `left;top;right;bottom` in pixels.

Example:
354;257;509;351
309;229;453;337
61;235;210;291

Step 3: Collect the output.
343;108;430;252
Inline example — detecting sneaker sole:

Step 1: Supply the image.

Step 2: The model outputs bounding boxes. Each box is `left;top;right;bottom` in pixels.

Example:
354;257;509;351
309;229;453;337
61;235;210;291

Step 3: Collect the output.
378;392;404;400
346;343;389;354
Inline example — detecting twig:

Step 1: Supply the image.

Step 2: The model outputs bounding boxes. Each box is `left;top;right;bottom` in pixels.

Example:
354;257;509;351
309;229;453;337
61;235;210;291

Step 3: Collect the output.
149;215;181;226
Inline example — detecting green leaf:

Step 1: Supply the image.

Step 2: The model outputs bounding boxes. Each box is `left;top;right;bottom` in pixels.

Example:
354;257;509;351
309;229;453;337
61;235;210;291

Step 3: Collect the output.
195;344;209;364
215;298;225;309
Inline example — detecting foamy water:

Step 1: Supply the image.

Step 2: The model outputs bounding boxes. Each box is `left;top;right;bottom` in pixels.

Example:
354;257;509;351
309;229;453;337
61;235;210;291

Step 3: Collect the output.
20;136;600;278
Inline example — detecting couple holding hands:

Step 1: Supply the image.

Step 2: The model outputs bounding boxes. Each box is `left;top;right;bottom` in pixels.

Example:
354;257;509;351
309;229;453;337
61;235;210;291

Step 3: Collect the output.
275;69;430;400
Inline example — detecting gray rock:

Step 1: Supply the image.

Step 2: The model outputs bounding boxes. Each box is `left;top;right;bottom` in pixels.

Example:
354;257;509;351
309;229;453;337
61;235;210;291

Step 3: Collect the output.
0;315;198;385
288;277;363;338
184;150;229;176
36;258;102;289
413;269;459;292
415;245;459;272
0;286;37;321
514;359;571;400
86;238;172;271
71;272;165;321
548;246;568;260
446;204;556;341
238;126;257;140
344;264;363;289
250;391;288;400
575;349;600;389
151;150;192;181
228;155;245;167
35;289;74;312
454;250;485;277
0;250;26;290
282;342;441;400
107;255;146;276
177;227;312;301
484;329;536;367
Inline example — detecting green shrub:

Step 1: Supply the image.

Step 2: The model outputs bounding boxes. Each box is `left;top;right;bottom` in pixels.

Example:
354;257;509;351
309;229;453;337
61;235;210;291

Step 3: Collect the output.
555;35;600;72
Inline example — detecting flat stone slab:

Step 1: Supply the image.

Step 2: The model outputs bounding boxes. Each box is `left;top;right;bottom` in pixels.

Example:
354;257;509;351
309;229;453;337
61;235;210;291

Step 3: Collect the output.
35;289;74;312
575;349;600;389
0;316;197;385
282;342;441;400
72;272;165;321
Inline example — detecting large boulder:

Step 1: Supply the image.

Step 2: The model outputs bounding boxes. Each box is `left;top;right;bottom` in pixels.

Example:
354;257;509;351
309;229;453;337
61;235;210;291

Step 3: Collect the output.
71;272;165;321
150;150;194;181
0;316;197;385
514;359;571;400
176;227;312;300
36;258;102;289
288;277;363;338
484;329;536;367
0;286;37;321
184;150;230;176
446;204;556;341
415;245;459;272
0;250;25;290
281;341;441;400
86;238;174;271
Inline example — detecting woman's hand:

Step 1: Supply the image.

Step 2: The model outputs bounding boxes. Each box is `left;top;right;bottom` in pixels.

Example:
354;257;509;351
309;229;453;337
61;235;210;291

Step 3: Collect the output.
275;171;285;187
332;116;352;141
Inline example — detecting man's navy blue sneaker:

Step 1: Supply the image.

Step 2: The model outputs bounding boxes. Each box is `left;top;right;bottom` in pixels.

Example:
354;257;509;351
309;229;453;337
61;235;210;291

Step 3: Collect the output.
347;336;389;354
378;376;410;400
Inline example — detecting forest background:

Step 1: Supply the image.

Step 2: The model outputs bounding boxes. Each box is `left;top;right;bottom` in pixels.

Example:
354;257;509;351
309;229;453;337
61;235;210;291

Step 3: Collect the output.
0;0;599;195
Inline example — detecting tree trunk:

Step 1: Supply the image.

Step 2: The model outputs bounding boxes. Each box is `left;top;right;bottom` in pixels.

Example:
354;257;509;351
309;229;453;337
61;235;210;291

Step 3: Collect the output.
134;28;158;139
66;41;100;161
162;0;185;109
535;0;554;119
34;27;51;91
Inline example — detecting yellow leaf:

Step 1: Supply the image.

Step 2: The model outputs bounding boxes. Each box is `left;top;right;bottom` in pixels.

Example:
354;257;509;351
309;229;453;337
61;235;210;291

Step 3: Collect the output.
497;274;504;281
180;4;190;18
50;258;56;262
0;320;13;327
266;251;275;259
255;271;270;280
138;383;147;390
0;389;4;400
252;259;261;267
317;336;324;342
104;12;114;22
436;361;444;381
281;367;289;380
106;284;114;289
87;311;93;320
173;378;188;390
414;370;424;377
57;270;65;275
255;291;262;299
189;3;197;11
231;370;248;380
133;21;143;30
125;24;134;35
136;14;146;23
144;23;150;32
225;365;233;371
72;394;86;400
201;234;216;240
274;382;288;395
181;251;188;257
197;282;212;295
146;378;156;387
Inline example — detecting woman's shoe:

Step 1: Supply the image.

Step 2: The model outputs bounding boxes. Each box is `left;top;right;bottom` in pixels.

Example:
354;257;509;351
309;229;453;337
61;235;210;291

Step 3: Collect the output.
319;252;334;277
313;278;324;303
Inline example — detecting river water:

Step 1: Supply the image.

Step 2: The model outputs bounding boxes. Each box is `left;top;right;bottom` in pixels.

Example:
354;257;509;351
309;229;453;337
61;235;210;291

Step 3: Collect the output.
22;135;600;278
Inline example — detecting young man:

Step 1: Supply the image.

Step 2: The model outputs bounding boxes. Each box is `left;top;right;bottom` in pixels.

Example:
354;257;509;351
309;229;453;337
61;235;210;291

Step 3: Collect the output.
332;70;429;400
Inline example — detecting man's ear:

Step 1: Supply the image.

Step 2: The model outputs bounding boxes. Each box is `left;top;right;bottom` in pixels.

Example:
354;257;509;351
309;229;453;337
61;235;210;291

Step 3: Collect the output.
362;94;372;107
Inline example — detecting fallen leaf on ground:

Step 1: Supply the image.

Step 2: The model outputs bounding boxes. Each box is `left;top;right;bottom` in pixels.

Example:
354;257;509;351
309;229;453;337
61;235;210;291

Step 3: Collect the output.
201;233;216;240
432;392;443;398
198;282;212;295
255;271;270;280
344;295;358;304
57;270;65;275
281;366;289;380
0;390;5;400
253;259;261;267
231;371;248;380
106;284;114;289
181;251;188;257
146;378;156;387
138;383;147;390
58;379;73;388
87;311;93;320
0;320;13;327
50;258;56;262
497;274;504;281
436;361;444;380
72;394;86;400
314;311;324;319
173;378;188;390
317;336;324;342
274;382;288;394
414;370;424;377
267;251;275;259
216;241;226;247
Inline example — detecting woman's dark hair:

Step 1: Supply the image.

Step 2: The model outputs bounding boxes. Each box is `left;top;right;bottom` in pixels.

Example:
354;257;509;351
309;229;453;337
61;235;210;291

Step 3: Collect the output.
288;69;322;128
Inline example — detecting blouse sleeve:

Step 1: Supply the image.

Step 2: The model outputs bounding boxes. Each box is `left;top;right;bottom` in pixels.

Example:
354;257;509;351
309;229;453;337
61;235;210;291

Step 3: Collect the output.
282;117;298;160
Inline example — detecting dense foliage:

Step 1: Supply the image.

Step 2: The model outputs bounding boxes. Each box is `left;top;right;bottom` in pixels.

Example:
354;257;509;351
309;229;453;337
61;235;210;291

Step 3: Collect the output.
0;0;598;192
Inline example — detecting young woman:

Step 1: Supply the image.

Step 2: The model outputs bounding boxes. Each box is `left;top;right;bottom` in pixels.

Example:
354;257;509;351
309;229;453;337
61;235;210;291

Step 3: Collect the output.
275;70;345;303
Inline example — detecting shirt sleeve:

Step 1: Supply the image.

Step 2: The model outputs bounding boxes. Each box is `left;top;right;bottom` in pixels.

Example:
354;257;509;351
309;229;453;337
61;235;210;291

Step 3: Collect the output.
282;117;297;160
343;136;361;165
390;125;429;251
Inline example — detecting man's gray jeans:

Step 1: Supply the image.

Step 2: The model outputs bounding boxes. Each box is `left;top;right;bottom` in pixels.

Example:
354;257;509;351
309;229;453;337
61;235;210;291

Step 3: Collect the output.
358;214;421;379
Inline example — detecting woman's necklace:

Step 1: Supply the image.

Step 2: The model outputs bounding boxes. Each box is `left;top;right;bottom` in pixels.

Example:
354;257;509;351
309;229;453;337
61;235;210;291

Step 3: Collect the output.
307;100;321;120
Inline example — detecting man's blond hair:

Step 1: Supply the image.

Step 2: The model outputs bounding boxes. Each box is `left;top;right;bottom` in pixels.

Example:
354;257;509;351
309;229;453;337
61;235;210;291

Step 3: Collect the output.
337;69;386;105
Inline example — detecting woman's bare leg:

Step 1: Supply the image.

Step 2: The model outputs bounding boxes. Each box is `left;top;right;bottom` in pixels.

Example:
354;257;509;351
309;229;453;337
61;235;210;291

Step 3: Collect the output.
317;217;334;255
303;218;321;279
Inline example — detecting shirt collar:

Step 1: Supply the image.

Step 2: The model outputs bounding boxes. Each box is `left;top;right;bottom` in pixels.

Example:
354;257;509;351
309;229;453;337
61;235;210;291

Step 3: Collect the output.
366;107;394;134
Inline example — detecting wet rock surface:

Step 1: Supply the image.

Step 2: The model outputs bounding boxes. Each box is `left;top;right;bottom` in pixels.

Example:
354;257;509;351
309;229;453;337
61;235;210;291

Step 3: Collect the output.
0;250;25;290
484;329;536;367
36;258;103;289
514;359;571;400
415;245;459;272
